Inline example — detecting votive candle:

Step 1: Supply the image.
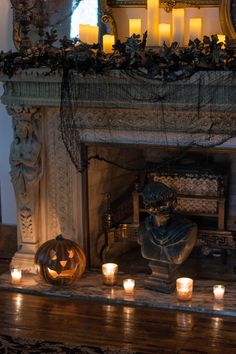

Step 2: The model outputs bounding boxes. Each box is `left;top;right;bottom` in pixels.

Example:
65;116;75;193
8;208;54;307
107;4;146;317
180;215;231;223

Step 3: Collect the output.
102;263;118;285
123;278;135;294
213;285;225;300
176;277;193;301
11;268;22;284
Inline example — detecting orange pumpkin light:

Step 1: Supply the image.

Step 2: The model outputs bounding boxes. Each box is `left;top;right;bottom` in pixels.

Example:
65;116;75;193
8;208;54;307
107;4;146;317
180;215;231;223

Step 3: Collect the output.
35;235;86;286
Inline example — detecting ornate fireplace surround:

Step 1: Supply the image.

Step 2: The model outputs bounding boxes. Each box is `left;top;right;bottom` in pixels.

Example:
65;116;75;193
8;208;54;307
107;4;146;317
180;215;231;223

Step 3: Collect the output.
1;68;236;273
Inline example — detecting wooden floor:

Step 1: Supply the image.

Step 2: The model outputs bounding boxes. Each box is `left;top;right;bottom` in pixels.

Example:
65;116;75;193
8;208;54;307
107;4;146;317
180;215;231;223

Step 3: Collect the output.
0;231;236;354
0;289;236;353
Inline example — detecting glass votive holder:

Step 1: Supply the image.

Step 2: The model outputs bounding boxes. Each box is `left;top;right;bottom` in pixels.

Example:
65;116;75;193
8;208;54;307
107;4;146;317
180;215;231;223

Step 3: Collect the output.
11;267;22;284
102;263;118;285
176;277;193;301
213;285;225;300
123;278;135;294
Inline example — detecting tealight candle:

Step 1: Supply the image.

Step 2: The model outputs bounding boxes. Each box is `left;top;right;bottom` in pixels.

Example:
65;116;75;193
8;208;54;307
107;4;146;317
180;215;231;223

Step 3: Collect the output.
213;285;225;300
123;278;135;294
176;277;193;301
11;268;22;284
102;263;118;285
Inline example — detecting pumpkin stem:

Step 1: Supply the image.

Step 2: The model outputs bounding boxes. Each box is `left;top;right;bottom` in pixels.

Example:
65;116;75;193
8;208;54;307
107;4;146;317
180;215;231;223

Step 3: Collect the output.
56;234;64;241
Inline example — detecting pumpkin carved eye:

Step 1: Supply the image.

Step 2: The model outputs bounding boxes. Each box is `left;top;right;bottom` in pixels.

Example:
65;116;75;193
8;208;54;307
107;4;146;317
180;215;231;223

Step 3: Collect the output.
68;250;74;258
50;249;57;260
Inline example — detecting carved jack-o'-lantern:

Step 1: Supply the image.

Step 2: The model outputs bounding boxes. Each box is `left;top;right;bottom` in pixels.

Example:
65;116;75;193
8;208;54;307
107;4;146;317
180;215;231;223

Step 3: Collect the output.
35;235;86;285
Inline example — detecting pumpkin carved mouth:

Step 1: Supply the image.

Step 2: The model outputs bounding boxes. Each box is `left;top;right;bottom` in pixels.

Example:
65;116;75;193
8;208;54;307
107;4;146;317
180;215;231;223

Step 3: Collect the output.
47;266;78;278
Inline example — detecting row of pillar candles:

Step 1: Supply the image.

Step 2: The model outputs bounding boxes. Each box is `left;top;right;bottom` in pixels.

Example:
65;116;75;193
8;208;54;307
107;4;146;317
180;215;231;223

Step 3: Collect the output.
79;9;225;53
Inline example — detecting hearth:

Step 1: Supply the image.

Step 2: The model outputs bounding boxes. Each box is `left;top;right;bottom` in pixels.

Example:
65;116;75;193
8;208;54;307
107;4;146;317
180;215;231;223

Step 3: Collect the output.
1;69;236;281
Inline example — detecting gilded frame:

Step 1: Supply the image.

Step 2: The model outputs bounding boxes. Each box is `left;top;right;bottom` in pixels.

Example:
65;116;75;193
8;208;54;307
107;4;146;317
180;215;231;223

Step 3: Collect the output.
107;0;219;8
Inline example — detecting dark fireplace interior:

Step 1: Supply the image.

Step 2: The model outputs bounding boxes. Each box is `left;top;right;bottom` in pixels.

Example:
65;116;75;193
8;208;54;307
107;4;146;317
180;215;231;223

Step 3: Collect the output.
87;144;236;281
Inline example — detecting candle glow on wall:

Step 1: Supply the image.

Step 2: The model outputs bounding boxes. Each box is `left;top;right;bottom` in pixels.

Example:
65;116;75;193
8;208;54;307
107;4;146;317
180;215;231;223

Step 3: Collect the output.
147;0;159;46
172;9;185;46
189;18;202;42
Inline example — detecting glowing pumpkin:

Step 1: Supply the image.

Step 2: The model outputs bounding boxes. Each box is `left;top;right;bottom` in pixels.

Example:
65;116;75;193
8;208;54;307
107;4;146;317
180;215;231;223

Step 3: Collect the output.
35;235;86;285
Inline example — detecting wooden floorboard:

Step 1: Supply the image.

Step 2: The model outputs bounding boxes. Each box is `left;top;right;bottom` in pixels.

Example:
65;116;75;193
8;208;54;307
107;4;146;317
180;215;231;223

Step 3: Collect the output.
0;290;236;353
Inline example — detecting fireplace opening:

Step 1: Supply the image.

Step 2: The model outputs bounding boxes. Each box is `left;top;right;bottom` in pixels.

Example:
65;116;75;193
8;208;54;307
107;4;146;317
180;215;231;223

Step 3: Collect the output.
87;145;236;281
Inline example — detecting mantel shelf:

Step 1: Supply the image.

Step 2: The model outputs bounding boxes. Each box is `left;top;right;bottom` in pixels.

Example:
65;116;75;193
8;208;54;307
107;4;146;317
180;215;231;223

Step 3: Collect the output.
1;69;236;146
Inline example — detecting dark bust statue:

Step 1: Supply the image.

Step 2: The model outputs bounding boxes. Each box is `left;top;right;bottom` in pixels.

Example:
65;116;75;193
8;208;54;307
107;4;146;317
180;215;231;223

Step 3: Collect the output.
138;181;197;266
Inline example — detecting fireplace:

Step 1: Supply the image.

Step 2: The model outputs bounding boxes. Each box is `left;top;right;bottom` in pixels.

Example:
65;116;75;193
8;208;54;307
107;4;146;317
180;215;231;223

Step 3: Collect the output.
1;69;236;278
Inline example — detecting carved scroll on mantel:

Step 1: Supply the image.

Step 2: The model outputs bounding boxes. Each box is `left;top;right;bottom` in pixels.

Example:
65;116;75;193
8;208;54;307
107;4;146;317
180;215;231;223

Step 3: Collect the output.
8;105;43;273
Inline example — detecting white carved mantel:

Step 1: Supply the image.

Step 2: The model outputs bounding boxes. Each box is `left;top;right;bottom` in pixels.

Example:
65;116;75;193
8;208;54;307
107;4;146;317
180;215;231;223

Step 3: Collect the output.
1;68;236;272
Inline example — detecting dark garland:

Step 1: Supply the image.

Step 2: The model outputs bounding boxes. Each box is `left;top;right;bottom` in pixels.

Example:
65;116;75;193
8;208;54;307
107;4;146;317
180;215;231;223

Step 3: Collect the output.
0;31;236;80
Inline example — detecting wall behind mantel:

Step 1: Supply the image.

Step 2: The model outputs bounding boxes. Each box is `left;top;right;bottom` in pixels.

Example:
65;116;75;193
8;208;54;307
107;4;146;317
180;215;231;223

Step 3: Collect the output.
0;0;16;225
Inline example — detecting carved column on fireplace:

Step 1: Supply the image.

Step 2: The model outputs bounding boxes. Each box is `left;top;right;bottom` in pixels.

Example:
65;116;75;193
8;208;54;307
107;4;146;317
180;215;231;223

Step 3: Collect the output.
8;105;43;272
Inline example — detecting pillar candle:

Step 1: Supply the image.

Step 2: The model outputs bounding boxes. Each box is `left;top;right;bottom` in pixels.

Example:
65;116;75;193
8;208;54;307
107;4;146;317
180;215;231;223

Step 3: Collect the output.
103;34;115;54
129;19;142;37
79;24;89;43
172;9;185;46
159;23;171;46
189;18;202;42
87;25;99;44
147;0;159;47
79;25;99;44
